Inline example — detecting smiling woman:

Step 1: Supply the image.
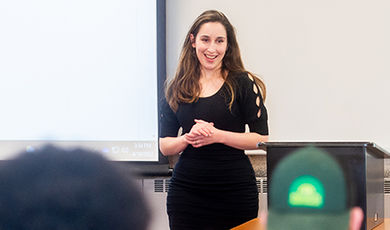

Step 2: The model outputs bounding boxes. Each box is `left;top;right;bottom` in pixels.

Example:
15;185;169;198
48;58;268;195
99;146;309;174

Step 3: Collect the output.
159;10;269;229
190;22;227;74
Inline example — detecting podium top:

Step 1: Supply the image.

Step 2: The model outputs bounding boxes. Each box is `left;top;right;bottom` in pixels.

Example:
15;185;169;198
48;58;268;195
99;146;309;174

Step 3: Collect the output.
264;141;390;158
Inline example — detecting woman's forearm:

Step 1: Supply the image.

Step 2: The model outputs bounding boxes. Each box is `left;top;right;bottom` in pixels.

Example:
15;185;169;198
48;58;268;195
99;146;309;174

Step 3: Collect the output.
159;136;188;156
216;130;268;150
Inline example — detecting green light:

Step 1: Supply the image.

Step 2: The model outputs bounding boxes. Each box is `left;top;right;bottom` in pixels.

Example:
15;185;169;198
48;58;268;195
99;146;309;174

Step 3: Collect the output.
288;175;325;208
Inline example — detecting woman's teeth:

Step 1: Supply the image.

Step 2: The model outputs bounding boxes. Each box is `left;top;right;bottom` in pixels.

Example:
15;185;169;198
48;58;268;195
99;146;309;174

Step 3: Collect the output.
205;54;217;59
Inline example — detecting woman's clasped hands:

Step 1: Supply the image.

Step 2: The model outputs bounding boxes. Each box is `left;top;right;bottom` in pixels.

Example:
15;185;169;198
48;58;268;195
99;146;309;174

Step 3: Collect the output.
185;119;219;148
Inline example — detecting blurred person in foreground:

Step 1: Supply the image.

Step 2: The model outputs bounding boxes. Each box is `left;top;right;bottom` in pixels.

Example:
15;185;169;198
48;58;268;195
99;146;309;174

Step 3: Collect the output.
263;146;364;230
0;145;149;230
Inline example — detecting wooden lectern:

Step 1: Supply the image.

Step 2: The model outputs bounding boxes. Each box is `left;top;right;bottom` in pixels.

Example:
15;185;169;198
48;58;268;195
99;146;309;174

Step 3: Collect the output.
266;142;390;230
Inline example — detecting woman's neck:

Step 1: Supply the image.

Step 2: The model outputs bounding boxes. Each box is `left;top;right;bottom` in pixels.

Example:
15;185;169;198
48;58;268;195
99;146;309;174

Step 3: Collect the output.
199;68;225;81
198;68;227;97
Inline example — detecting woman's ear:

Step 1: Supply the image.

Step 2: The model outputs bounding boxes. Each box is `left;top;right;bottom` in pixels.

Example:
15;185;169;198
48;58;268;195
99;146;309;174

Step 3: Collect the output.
190;34;195;48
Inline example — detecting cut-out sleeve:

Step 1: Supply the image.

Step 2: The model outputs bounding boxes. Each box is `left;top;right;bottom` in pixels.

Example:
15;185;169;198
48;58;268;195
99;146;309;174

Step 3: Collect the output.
238;73;269;135
159;98;181;138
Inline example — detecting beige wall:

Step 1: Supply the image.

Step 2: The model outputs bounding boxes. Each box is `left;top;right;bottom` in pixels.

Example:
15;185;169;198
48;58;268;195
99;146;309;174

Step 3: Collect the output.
166;0;390;151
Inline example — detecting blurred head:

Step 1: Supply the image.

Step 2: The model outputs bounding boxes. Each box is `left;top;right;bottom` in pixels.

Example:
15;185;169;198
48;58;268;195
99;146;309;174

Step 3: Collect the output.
0;145;149;230
266;146;363;230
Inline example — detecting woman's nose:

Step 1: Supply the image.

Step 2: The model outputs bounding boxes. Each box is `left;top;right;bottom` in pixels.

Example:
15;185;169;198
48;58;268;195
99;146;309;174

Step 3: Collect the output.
207;42;217;52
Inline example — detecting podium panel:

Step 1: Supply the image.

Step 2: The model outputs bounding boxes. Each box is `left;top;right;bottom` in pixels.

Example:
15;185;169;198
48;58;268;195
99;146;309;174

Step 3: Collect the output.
266;142;389;230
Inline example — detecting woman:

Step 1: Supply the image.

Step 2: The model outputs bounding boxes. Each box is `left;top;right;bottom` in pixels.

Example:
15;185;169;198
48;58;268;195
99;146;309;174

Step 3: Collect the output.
160;10;269;229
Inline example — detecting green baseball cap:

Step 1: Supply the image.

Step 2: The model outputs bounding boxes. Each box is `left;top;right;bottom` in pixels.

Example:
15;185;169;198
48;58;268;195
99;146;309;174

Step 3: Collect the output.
267;146;350;230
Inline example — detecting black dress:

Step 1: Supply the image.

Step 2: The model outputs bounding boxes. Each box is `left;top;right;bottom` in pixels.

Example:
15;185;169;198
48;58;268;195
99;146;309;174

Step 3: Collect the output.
160;72;268;230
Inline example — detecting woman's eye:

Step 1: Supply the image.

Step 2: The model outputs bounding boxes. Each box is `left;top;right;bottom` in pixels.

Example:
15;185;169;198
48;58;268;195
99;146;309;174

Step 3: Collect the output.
202;38;209;42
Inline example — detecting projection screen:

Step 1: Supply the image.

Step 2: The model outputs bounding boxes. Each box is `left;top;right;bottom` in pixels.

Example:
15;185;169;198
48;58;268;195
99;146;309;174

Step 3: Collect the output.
0;0;163;161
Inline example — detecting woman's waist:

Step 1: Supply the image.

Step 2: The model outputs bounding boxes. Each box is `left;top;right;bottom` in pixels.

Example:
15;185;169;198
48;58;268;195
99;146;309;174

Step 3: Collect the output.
181;144;244;158
173;152;254;182
170;158;256;189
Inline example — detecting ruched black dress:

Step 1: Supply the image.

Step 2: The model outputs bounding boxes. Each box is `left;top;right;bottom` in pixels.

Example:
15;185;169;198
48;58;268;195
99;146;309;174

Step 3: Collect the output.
160;72;268;230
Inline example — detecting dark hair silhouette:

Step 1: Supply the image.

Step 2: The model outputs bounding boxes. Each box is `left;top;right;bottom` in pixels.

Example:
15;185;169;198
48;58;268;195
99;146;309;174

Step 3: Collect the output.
0;145;149;230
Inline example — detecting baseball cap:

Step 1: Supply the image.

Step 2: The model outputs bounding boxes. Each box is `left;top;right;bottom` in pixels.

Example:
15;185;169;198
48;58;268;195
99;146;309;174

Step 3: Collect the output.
267;146;350;230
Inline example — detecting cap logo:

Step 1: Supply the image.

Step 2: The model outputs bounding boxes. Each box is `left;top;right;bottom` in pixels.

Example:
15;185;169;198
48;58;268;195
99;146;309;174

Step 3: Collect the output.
288;175;325;208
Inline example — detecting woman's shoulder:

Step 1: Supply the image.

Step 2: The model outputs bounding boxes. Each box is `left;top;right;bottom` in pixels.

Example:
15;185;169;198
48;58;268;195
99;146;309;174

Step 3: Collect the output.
229;71;253;88
229;71;248;79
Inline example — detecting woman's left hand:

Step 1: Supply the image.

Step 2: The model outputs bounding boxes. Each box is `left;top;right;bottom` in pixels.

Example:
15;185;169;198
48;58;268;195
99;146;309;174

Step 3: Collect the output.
185;119;220;148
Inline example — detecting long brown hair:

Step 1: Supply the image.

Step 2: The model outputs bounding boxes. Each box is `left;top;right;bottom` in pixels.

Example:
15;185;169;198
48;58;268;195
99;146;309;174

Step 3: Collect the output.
166;10;266;112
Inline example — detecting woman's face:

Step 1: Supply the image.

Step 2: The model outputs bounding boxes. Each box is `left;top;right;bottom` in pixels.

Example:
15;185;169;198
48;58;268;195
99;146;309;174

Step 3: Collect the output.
191;22;228;73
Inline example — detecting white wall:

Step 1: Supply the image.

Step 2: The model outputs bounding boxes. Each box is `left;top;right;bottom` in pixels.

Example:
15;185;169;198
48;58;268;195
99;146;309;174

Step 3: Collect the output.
167;0;390;151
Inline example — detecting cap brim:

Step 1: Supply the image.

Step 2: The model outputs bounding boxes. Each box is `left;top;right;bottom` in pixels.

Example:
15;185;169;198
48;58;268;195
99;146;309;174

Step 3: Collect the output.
267;209;350;230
